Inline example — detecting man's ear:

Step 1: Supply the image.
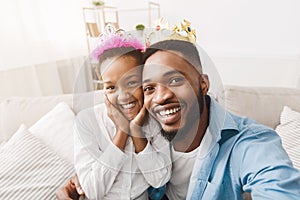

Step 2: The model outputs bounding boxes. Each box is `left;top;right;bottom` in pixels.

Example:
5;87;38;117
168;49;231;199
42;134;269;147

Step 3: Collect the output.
200;74;210;95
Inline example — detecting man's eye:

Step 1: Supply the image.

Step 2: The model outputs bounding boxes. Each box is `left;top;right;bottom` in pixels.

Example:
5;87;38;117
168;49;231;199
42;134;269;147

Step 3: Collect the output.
143;86;154;92
170;77;184;84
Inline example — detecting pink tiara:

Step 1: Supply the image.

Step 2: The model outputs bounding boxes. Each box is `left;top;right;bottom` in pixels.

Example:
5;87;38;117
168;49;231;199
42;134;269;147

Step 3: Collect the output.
91;25;144;61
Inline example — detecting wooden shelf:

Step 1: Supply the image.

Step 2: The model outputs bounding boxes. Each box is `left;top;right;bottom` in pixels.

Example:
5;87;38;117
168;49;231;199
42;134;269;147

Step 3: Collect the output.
82;2;160;90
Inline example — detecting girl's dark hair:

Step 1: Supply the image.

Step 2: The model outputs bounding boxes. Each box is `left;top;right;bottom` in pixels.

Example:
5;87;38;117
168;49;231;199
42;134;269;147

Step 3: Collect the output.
97;47;143;75
143;40;202;73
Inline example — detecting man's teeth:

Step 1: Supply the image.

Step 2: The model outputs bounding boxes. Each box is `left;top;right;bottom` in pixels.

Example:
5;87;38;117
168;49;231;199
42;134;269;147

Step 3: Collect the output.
159;107;180;117
122;102;135;109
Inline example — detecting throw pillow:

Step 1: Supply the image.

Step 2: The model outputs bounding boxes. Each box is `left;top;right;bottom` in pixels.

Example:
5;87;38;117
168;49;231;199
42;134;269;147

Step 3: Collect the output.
29;102;75;164
1;124;27;148
0;94;73;143
275;106;300;170
0;127;74;200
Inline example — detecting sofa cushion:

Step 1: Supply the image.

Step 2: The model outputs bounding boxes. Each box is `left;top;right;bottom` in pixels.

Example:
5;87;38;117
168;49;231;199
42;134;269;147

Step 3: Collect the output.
275;106;300;170
0;126;74;199
0;90;104;143
0;94;73;143
29;102;75;164
224;85;300;129
0;94;72;143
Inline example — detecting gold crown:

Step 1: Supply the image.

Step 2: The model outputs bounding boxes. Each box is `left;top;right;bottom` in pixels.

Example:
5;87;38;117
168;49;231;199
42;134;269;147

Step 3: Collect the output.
169;19;196;43
145;18;197;47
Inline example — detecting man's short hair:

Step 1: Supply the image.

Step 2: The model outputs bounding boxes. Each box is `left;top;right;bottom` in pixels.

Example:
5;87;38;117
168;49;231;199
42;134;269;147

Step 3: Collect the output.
143;40;202;74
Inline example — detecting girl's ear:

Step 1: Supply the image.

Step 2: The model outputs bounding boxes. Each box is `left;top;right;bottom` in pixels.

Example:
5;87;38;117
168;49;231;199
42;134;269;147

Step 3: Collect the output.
200;74;210;95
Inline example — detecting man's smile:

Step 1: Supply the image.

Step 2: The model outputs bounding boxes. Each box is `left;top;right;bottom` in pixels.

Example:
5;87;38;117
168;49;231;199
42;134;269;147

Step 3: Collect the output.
153;103;184;124
158;107;181;117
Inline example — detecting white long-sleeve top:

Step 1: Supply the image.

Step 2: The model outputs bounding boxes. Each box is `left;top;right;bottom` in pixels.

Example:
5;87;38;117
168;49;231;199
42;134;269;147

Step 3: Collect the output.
74;104;171;200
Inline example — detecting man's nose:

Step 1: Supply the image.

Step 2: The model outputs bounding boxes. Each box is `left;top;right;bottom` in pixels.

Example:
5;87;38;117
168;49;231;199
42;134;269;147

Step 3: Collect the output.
153;85;174;104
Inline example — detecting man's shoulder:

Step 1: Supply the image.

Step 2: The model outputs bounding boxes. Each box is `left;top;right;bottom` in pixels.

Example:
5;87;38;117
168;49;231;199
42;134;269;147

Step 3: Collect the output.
226;113;284;158
221;112;281;153
229;112;276;136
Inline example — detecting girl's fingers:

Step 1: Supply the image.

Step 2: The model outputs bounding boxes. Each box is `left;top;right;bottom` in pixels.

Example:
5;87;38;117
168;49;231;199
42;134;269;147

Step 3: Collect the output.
133;105;148;126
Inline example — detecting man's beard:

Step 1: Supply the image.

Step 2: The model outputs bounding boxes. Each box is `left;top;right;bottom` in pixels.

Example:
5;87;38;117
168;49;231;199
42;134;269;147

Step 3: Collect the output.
160;92;206;143
161;129;178;142
160;119;196;142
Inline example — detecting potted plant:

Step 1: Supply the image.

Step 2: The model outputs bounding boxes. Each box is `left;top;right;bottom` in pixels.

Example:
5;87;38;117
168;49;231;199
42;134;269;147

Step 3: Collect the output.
92;0;105;7
135;24;145;31
135;24;145;38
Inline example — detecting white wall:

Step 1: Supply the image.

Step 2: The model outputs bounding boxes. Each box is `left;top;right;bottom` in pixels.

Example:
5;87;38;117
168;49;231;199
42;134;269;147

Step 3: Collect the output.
0;0;299;88
0;0;87;70
158;0;300;88
211;56;300;87
0;0;156;70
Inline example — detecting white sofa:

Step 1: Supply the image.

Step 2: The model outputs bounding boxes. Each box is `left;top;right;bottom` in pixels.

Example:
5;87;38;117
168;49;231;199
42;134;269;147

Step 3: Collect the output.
223;85;300;129
0;85;300;199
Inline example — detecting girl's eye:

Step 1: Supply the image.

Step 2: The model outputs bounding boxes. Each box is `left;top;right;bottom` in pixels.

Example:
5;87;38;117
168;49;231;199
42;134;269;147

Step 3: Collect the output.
170;77;184;85
105;86;115;90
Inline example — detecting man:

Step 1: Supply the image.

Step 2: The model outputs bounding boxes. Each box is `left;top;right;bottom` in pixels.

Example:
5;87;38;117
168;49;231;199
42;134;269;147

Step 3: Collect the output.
57;39;300;199
142;39;300;199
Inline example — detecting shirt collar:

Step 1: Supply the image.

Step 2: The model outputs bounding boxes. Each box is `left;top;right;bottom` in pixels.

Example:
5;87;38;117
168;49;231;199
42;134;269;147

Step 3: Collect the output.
208;96;239;144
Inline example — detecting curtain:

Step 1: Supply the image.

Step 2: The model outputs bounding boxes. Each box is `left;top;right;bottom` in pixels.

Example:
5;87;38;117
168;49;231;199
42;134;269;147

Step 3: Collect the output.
0;56;94;98
0;0;88;70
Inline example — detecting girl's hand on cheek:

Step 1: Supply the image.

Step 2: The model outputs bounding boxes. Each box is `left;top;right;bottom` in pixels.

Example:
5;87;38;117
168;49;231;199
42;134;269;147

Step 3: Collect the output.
105;94;130;134
130;105;148;137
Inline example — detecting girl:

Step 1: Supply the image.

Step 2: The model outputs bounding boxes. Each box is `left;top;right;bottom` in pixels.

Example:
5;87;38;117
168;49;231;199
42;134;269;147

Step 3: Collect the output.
74;29;171;200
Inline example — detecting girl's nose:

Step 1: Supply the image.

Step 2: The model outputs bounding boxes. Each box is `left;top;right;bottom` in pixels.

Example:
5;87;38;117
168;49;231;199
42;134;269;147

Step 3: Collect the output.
117;89;132;102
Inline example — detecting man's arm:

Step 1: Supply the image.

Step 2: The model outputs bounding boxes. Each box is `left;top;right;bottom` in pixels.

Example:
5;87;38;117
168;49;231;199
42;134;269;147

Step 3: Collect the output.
235;128;300;199
56;174;84;200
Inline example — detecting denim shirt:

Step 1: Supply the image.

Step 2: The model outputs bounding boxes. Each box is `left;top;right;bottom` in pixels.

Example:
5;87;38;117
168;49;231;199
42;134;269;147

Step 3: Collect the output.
187;97;300;200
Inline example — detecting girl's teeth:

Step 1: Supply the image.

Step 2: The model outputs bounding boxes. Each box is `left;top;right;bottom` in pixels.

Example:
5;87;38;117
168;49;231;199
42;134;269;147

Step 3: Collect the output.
122;103;135;109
